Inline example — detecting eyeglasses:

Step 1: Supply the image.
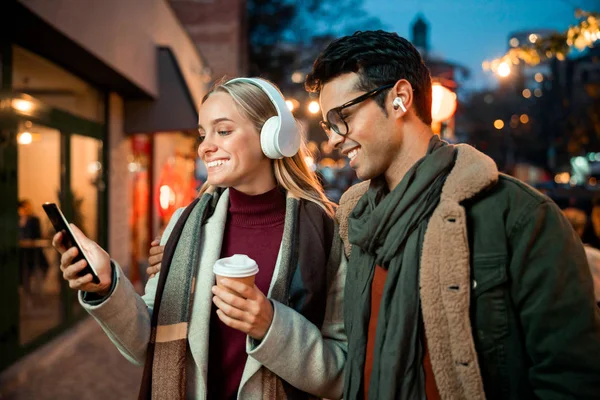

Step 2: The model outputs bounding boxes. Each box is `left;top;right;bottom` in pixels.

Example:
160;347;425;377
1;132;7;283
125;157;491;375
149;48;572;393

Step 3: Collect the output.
320;83;394;137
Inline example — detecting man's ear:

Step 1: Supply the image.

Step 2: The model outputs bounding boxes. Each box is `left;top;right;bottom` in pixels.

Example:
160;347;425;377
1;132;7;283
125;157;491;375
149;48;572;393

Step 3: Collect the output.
390;79;414;118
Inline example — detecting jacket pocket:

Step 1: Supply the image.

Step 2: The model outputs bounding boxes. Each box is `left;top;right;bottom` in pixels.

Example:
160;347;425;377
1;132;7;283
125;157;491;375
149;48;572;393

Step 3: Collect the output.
472;254;509;351
473;254;508;296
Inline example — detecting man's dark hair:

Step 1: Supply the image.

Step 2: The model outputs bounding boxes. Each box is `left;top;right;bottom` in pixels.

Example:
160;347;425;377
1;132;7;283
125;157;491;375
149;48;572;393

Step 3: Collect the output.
305;30;432;125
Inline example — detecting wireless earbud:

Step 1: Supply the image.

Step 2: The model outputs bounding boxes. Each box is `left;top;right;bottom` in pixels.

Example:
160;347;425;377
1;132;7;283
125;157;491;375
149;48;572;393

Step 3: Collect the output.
393;97;407;112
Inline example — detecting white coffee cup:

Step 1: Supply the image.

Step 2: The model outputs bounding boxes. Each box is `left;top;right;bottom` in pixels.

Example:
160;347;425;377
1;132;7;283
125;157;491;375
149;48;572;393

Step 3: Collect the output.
213;254;259;297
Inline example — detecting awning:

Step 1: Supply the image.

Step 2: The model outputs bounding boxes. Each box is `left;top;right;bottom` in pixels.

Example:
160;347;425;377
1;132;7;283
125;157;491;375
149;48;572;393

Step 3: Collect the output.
9;1;151;99
124;47;199;134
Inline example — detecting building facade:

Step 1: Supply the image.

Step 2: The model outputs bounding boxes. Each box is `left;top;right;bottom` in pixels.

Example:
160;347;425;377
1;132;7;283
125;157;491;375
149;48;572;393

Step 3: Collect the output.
169;0;248;81
0;0;212;370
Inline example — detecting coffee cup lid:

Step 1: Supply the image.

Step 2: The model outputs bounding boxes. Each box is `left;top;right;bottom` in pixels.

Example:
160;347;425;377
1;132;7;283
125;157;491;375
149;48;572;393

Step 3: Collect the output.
213;254;259;278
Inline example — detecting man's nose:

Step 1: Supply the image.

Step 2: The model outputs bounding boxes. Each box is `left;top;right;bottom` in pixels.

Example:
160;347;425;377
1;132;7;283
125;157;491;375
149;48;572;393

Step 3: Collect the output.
328;131;345;150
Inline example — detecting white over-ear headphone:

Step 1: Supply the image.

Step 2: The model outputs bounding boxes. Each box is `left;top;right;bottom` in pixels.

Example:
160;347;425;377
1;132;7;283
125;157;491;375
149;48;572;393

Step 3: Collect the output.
393;97;407;112
225;77;301;159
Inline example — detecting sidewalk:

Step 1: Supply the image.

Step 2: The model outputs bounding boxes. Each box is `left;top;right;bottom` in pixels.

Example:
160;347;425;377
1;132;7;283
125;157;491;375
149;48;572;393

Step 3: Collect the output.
0;317;143;399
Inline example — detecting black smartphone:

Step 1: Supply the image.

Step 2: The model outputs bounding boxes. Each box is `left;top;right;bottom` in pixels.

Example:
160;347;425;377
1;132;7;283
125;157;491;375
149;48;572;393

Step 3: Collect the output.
42;202;101;284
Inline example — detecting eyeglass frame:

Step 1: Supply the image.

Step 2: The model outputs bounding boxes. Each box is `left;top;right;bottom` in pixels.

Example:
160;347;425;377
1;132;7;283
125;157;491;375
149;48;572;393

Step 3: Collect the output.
320;83;395;137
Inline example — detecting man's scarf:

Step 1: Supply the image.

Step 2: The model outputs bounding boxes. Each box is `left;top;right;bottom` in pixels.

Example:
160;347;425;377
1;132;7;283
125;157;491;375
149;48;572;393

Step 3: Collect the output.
344;136;456;400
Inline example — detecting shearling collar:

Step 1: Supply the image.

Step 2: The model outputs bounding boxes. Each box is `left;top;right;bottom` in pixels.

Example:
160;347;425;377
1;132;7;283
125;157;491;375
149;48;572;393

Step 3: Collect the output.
336;143;499;256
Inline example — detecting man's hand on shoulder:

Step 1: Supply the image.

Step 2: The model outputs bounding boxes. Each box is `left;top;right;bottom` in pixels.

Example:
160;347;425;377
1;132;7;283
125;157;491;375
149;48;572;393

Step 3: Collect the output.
147;236;164;278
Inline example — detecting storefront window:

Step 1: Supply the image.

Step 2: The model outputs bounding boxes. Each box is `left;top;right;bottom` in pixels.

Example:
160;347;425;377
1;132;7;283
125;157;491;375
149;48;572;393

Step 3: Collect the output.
12;46;105;123
70;135;102;241
128;132;199;289
154;132;198;231
129;134;152;289
5;45;108;370
70;135;103;315
17;121;63;345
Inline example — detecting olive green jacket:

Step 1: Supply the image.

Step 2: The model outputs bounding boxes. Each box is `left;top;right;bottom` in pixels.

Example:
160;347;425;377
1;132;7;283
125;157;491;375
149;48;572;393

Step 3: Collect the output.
337;143;600;399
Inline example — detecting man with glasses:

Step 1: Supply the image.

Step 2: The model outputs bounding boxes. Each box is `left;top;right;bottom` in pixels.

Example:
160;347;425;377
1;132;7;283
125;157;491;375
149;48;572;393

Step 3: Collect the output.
306;30;600;399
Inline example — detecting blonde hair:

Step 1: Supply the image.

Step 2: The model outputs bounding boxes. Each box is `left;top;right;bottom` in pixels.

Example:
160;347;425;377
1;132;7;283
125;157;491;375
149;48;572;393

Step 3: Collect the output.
198;78;335;218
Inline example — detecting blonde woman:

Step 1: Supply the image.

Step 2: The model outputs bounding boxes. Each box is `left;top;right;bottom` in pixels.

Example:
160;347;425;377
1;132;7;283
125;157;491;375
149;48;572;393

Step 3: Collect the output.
52;78;347;399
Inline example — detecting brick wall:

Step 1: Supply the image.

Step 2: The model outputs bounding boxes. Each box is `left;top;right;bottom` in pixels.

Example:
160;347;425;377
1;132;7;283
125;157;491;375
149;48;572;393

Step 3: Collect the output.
169;0;248;81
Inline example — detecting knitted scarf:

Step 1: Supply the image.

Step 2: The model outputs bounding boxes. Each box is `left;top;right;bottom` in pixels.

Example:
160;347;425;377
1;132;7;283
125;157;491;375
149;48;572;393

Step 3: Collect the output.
137;192;214;399
138;188;335;399
343;136;456;400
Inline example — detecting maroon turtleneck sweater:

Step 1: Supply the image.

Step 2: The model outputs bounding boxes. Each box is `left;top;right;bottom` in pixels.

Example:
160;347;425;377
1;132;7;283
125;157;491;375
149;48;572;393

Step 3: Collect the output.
207;186;286;399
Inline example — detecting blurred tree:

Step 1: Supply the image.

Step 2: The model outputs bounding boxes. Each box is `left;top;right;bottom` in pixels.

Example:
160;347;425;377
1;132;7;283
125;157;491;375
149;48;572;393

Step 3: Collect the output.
460;88;547;173
247;0;383;86
482;9;599;73
559;51;600;166
478;9;600;174
247;0;296;84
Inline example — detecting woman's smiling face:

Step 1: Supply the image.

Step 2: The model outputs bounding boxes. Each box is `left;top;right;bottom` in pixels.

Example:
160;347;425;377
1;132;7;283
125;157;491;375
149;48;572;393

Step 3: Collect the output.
197;91;275;194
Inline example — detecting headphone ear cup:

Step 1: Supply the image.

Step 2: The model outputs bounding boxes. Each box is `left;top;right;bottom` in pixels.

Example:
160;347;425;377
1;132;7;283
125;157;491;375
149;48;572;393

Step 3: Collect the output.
260;116;282;159
227;77;300;159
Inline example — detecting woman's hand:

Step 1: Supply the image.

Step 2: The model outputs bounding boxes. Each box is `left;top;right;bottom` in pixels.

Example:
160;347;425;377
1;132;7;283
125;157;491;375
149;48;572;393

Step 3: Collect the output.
212;279;274;340
52;224;112;295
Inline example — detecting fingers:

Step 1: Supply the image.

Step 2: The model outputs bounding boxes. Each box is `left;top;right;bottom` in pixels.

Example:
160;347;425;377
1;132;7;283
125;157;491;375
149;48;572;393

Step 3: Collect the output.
146;266;160;276
61;258;108;292
150;235;161;247
60;253;91;287
62;257;87;279
60;246;79;270
148;244;163;276
68;272;94;290
148;255;162;269
212;284;248;310
218;278;256;300
148;247;163;267
212;294;246;320
52;231;67;253
52;226;111;294
215;309;250;333
212;283;272;340
149;245;164;257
